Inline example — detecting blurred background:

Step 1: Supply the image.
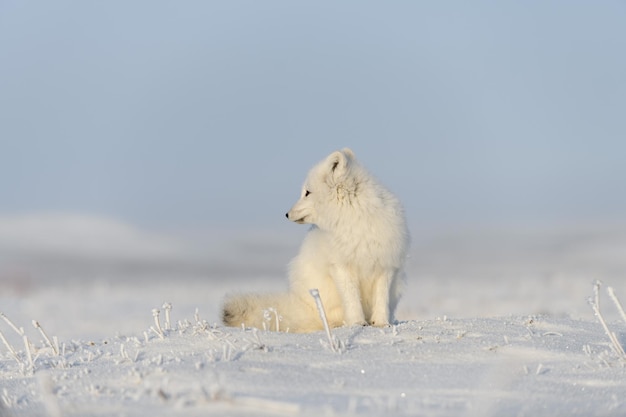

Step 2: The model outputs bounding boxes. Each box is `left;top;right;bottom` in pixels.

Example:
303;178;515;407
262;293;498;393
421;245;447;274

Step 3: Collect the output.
1;1;625;337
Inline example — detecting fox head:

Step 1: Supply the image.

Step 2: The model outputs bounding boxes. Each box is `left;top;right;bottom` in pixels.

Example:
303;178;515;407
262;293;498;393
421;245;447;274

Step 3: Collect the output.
285;148;358;228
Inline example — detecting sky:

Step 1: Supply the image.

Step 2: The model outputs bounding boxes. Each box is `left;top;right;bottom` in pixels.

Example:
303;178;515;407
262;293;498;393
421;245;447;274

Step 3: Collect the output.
1;1;625;239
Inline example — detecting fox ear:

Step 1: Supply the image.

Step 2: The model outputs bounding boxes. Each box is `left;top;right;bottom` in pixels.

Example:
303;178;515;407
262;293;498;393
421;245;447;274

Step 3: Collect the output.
341;148;355;159
327;149;353;178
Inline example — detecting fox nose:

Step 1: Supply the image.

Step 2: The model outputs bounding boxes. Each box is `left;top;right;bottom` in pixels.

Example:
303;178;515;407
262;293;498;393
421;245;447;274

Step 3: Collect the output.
285;212;289;219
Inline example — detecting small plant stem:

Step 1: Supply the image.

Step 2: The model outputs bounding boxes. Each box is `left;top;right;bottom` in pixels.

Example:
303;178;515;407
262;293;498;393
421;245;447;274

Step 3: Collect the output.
53;336;60;356
594;280;602;311
0;329;19;363
309;289;338;352
32;320;59;356
152;309;165;338
274;309;280;332
1;312;24;336
607;287;626;325
23;335;34;371
162;303;172;331
266;308;280;332
589;282;626;360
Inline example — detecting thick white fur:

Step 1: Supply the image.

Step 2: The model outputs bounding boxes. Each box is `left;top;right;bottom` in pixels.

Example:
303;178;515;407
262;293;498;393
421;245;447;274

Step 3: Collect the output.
222;148;409;332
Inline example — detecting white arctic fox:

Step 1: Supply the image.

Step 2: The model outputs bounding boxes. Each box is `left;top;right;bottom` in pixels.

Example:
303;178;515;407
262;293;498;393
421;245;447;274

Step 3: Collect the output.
222;148;409;332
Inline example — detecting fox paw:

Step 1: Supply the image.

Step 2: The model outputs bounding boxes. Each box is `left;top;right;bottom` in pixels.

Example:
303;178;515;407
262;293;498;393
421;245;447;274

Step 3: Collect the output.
369;315;391;327
345;320;368;327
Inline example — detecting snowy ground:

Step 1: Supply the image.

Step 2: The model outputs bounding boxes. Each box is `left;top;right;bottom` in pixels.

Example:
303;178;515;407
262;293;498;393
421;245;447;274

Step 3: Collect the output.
1;217;626;416
1;312;625;417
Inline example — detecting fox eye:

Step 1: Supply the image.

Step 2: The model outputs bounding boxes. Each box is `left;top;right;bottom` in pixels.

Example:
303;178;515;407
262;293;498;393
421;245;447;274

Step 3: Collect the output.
304;190;311;197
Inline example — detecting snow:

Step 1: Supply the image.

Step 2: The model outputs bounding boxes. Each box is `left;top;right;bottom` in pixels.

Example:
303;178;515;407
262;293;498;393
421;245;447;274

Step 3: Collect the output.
1;217;626;416
1;310;625;416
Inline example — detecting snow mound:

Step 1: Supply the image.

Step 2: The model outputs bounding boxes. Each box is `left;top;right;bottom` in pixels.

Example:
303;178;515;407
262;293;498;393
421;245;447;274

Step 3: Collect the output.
1;305;625;416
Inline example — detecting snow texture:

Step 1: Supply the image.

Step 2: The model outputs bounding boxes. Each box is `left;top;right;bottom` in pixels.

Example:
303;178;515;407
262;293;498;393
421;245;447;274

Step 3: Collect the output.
1;287;626;417
1;218;626;416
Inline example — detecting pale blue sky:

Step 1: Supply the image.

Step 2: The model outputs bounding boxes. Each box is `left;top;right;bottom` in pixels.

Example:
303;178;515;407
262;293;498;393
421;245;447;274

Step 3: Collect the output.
1;1;625;236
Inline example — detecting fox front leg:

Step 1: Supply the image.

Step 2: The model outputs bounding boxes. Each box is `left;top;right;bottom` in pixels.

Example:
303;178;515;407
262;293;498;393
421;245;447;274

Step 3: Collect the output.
369;270;397;327
330;265;367;326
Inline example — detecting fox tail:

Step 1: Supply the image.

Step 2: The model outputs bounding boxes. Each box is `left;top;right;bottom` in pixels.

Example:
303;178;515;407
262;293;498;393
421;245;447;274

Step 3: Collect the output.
221;292;322;333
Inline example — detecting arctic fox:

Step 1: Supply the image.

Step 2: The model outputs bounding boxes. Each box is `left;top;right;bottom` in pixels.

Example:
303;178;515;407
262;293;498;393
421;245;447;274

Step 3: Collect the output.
222;148;409;332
